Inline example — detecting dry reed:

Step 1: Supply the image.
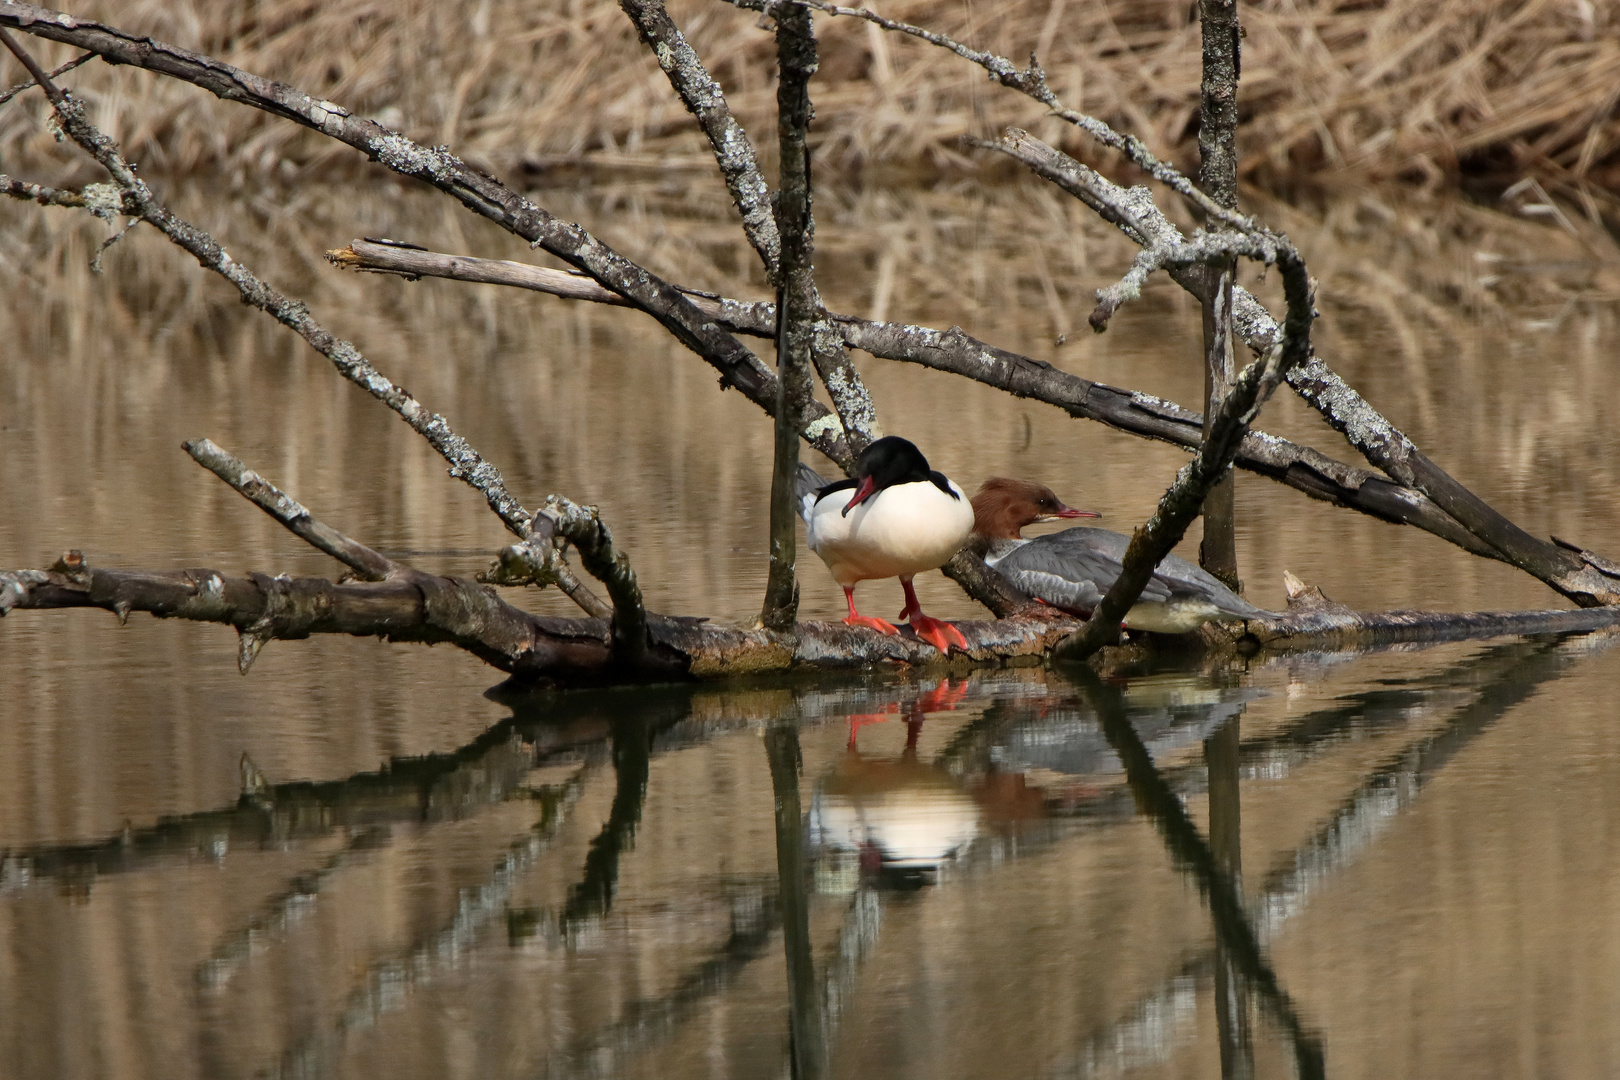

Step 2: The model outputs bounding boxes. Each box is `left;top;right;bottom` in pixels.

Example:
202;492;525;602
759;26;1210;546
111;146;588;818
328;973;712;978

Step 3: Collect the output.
0;0;1616;198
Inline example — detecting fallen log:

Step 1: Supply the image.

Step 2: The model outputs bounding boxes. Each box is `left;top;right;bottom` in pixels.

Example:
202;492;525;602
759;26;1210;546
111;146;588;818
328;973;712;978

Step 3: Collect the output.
7;554;1620;684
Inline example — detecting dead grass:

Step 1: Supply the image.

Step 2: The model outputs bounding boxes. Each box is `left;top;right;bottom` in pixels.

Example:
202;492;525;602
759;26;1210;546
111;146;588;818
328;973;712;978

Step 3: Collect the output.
1;0;1617;198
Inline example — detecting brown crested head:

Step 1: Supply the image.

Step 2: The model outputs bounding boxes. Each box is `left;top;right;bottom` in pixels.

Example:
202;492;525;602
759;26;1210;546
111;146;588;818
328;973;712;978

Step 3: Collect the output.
971;477;1100;540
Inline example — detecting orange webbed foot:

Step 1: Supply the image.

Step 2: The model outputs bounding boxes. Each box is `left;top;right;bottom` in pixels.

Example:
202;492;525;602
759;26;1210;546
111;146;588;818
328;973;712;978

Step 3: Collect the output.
845;613;901;636
907;613;968;654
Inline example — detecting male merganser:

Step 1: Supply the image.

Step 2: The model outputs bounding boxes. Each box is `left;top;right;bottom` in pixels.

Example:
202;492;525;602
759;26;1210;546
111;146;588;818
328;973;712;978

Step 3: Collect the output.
972;477;1272;633
797;436;977;653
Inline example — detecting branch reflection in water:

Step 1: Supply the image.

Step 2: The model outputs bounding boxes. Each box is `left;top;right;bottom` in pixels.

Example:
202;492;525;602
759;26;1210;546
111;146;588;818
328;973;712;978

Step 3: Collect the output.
3;632;1617;1079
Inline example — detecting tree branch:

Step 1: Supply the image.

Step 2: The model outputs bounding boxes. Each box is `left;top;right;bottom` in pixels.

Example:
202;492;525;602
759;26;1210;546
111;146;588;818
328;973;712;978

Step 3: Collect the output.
983;129;1620;607
0;551;1115;680
1056;226;1315;660
0;0;857;470
0;44;88;105
1195;0;1242;589
183;438;400;583
539;496;649;663
618;0;880;458
326;238;1494;561
0;38;615;620
721;0;1262;235
618;0;781;279
760;0;819;631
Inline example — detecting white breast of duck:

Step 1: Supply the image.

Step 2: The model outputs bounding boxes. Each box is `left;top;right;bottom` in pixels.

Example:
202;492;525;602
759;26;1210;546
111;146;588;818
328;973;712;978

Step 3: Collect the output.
807;476;974;587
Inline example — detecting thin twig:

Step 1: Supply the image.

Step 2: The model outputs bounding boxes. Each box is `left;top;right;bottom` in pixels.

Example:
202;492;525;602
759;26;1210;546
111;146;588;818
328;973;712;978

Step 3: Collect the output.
0;46;89;106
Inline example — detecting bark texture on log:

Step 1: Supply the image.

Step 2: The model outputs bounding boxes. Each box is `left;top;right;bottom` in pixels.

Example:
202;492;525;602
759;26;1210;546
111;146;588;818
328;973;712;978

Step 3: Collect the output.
0;556;1085;682
8;556;1620;685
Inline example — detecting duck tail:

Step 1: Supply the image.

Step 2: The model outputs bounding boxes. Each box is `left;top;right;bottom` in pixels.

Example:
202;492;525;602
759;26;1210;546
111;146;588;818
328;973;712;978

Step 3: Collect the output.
796;463;830;523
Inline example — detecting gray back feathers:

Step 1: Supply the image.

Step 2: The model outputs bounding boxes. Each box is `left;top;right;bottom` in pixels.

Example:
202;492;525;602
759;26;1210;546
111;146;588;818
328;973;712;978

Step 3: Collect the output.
995;527;1269;619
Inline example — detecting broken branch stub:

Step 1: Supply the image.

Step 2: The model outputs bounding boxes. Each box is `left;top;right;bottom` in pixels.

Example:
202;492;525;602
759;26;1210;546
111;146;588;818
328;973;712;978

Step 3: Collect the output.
540;497;649;663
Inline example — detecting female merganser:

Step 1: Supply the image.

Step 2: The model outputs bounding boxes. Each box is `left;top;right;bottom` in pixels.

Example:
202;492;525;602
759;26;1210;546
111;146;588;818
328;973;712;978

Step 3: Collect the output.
972;477;1272;633
797;436;976;653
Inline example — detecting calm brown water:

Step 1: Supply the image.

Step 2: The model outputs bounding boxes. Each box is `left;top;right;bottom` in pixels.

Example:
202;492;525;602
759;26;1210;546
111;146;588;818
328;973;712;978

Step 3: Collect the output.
4;170;1620;1079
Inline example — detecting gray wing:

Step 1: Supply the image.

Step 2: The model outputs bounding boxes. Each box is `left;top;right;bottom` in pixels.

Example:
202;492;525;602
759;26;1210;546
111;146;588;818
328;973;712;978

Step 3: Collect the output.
997;529;1174;609
999;528;1271;618
1147;549;1272;618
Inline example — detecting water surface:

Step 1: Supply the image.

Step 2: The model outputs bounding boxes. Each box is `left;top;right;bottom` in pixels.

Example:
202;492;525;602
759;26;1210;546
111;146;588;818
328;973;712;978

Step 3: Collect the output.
4;173;1620;1078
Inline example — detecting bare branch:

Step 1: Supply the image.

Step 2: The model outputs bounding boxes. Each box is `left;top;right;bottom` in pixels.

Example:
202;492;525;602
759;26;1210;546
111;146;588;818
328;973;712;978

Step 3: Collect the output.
1;173;88;208
1194;0;1243;590
760;0;819;631
1055;329;1308;661
620;0;880;455
183;438;400;582
618;0;780;279
0;43;615;621
987;130;1620;607
0;551;1115;679
328;238;1495;560
0;1;857;470
481;524;616;621
0;45;88;106
1088;229;1288;333
720;0;1261;235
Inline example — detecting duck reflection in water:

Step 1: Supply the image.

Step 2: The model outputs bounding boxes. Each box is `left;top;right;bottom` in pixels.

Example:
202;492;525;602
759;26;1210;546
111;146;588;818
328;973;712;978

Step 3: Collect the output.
810;679;1047;887
809;674;1264;888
